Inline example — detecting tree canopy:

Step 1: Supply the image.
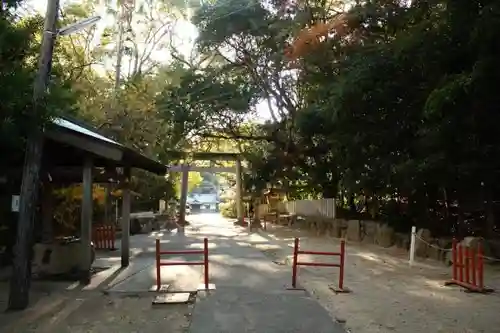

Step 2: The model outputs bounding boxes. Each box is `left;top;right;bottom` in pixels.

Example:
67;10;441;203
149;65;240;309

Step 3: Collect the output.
3;0;500;237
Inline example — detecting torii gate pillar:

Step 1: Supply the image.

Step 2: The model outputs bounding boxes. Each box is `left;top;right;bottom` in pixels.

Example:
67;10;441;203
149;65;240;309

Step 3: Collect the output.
235;158;244;225
178;164;189;234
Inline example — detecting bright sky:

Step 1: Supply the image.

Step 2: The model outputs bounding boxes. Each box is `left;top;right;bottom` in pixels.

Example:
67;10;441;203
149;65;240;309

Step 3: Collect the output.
27;0;273;122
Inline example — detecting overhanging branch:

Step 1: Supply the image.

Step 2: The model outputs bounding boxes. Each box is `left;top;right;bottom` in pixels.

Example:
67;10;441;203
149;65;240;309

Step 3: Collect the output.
199;132;274;142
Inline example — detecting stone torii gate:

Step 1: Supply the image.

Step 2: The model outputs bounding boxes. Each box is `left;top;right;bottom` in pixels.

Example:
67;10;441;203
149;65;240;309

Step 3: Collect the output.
167;152;245;228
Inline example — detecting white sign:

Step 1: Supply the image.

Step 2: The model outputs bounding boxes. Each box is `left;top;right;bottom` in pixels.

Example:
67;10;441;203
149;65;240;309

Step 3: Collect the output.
159;199;166;213
11;195;20;212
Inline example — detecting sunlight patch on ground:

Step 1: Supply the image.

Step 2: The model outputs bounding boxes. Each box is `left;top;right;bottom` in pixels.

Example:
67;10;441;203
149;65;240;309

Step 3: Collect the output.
209;255;280;274
354;251;388;264
187;242;217;249
368;267;395;276
156;265;199;277
405;287;463;304
246;233;269;243
94;256;121;263
0;296;66;332
131;246;156;253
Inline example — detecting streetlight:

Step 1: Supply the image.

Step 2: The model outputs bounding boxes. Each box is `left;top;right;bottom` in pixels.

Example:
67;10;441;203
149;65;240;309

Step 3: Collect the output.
9;0;101;311
56;15;101;36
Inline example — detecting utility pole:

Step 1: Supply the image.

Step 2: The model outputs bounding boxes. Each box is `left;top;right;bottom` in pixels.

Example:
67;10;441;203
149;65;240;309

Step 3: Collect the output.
8;0;60;310
114;3;124;93
104;3;124;228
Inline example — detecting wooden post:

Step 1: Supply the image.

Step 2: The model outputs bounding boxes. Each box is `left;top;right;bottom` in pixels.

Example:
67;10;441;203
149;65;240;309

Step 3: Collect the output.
41;182;54;243
235;158;244;226
104;183;112;225
179;164;189;233
409;226;416;267
121;167;131;267
80;156;93;284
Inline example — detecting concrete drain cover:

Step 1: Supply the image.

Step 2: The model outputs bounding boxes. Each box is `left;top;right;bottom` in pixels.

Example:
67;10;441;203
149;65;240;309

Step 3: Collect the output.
152;292;191;305
149;284;170;292
197;283;216;291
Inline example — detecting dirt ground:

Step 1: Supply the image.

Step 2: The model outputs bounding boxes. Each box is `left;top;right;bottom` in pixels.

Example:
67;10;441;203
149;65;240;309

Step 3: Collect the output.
254;223;500;333
0;286;192;333
2;221;500;333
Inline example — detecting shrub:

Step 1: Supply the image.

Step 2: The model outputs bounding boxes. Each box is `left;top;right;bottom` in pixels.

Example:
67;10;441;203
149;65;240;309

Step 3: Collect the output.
220;200;237;218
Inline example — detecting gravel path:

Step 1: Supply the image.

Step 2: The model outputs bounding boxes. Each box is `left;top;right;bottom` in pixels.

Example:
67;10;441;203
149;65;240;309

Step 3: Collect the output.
254;223;500;333
185;216;347;333
0;290;192;333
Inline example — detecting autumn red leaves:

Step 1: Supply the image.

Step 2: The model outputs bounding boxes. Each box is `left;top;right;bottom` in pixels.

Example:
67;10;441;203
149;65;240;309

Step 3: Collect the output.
284;13;350;62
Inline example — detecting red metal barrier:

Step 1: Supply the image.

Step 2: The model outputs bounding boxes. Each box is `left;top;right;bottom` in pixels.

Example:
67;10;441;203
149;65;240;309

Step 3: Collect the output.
92;225;116;250
288;237;350;293
155;238;212;291
444;238;494;293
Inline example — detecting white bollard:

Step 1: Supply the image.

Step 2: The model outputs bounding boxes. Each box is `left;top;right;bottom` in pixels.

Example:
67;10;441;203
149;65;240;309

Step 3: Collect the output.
409;226;416;267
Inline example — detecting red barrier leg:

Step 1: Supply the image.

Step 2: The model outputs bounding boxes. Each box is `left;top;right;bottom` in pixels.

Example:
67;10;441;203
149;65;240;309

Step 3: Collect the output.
286;238;303;290
204;238;209;290
477;243;484;290
464;243;493;293
100;228;104;249
339;240;345;290
471;245;477;287
329;239;351;294
111;225;116;249
156;239;161;291
465;246;470;284
292;238;299;288
451;239;457;281
459;245;464;283
197;238;215;291
445;239;494;293
105;226;109;249
96;228;101;249
107;226;111;249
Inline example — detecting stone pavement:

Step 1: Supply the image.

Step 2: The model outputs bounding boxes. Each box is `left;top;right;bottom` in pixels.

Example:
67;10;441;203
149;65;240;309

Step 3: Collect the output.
184;214;346;333
0;214;346;333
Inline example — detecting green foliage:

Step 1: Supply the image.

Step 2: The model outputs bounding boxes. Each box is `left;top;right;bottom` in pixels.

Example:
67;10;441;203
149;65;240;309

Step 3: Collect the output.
220;200;237;218
165;0;500;237
6;0;500;239
0;7;78;157
131;170;176;211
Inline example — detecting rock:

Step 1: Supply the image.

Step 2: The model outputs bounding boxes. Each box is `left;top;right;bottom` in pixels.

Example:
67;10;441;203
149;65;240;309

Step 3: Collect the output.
485;239;500;260
375;223;395;247
316;217;330;236
445;237;483;265
340;228;348;239
394;232;410;250
426;240;442;261
437;238;453;263
32;241;92;276
415;228;431;257
304;217;315;230
362;221;378;244
329;219;342;238
460;236;482;249
140;220;153;233
346;220;362;242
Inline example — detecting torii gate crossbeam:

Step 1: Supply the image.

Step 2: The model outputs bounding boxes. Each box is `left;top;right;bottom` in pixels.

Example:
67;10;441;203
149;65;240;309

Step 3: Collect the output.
168;166;237;173
167;151;246;231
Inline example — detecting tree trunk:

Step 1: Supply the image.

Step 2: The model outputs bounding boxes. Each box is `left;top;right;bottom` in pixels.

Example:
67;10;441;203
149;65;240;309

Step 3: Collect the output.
348;194;356;213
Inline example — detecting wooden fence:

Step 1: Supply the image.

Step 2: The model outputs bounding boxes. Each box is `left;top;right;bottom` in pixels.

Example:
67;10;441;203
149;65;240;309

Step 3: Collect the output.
258;198;336;218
